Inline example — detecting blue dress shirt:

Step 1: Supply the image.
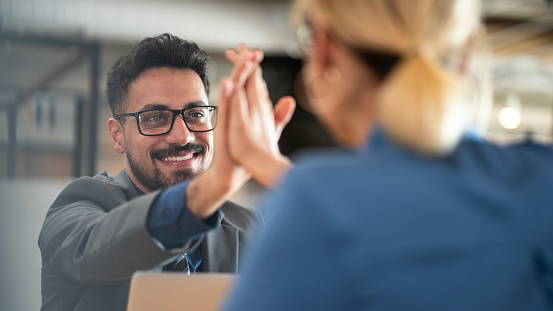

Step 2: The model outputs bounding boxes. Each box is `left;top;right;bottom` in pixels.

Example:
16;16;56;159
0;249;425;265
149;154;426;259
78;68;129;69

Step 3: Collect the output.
138;181;219;272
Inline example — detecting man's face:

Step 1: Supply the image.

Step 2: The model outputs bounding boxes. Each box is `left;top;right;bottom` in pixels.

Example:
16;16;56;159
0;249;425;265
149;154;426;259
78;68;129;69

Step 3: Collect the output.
117;67;213;193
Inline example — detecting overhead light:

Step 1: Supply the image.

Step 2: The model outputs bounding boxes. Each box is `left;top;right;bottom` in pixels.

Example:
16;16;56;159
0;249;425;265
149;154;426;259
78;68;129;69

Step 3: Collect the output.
498;93;522;130
498;107;521;129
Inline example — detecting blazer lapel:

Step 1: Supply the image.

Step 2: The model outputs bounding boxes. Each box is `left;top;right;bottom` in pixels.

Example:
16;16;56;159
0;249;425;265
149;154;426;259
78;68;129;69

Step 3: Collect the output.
201;210;239;273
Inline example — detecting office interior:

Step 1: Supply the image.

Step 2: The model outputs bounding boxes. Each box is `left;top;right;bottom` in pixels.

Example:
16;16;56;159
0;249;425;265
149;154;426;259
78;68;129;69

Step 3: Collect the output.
0;0;552;310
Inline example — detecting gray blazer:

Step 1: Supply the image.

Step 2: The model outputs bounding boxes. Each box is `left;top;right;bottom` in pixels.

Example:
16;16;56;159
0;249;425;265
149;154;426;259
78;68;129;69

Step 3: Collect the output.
38;170;263;311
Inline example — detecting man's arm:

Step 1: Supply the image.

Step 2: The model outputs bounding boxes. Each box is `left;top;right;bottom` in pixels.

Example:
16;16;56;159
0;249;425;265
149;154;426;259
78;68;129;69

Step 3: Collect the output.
38;175;200;285
147;180;219;248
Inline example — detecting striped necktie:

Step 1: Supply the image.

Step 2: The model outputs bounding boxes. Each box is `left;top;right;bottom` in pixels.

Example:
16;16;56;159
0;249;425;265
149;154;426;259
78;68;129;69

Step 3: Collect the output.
170;253;190;274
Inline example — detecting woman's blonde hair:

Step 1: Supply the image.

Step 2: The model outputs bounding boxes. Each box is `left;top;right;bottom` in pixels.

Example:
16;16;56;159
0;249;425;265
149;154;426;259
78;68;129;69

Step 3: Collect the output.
292;0;485;154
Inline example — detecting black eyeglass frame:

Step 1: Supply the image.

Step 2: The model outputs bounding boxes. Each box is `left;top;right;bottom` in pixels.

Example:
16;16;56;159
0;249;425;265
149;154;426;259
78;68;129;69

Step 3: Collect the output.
115;106;218;136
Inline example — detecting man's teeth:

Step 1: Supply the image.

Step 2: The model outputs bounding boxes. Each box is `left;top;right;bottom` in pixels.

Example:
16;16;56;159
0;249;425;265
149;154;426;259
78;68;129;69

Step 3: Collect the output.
162;154;193;162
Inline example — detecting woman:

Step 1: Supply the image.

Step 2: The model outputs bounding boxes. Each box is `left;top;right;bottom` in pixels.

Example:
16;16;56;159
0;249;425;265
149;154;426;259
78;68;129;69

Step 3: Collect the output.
219;0;553;310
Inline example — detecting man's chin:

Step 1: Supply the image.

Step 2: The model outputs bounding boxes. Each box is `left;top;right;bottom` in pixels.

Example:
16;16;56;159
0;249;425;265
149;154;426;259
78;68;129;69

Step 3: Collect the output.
167;169;198;184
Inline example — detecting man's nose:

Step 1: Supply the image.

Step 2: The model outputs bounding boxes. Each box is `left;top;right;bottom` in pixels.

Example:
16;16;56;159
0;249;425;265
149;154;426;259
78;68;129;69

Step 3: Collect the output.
165;115;194;145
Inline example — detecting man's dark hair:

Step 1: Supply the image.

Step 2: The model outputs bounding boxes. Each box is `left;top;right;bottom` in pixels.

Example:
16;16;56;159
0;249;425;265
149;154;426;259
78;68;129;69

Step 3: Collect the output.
106;33;210;116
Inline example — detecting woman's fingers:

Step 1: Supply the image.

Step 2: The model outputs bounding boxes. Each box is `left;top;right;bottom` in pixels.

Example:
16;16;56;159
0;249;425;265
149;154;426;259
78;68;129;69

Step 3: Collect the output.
244;66;269;122
252;49;264;63
274;96;296;137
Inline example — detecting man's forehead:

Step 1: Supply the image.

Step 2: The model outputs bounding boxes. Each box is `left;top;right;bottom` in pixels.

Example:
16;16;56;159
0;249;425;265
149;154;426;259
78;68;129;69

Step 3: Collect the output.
130;67;204;89
124;67;208;111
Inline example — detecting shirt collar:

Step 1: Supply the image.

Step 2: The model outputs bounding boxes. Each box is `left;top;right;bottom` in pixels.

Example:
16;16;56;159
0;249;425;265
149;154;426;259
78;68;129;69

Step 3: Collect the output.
132;181;145;195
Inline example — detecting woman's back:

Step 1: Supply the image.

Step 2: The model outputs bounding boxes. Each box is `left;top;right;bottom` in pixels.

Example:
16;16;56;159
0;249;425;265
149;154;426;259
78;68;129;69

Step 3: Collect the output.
226;132;553;310
221;1;553;309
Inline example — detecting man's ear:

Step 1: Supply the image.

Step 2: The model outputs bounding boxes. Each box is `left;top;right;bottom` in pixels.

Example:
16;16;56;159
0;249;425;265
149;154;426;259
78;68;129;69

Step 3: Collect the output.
108;118;125;154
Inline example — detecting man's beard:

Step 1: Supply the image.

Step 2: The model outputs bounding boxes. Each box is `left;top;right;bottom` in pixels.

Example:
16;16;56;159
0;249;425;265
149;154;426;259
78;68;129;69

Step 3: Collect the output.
127;144;209;192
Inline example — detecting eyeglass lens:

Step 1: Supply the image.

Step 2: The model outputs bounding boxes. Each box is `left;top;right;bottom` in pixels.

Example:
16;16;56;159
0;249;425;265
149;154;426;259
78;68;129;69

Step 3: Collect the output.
138;107;217;135
296;23;313;56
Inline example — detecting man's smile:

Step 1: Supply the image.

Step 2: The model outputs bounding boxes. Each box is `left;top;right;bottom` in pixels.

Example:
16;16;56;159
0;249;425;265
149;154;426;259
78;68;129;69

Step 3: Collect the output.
151;143;206;164
155;150;201;169
161;154;194;162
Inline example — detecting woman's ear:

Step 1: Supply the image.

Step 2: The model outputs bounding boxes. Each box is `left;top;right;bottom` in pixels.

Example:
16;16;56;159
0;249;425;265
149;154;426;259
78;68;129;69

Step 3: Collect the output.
108;118;125;154
310;17;333;70
458;31;480;77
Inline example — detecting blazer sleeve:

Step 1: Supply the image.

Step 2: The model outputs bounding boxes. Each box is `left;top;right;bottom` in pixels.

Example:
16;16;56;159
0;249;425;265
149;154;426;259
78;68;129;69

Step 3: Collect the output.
38;175;199;285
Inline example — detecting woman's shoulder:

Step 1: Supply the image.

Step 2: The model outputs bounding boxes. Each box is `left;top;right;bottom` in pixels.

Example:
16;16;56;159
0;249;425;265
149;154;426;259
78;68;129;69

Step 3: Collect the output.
287;147;364;181
459;137;553;172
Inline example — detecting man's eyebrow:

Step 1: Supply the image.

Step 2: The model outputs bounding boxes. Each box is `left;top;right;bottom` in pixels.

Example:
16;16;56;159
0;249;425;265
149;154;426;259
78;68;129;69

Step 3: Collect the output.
138;101;207;111
139;103;169;111
186;101;208;108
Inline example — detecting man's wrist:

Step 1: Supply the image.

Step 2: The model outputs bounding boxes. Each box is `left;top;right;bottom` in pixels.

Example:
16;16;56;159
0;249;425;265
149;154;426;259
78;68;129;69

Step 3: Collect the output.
186;168;229;220
147;181;218;249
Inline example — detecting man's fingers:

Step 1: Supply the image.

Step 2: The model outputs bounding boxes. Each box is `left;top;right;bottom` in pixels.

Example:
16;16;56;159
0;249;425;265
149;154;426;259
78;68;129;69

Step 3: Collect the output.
220;78;234;102
226;45;262;64
227;57;249;84
216;78;234;139
274;96;296;137
225;48;240;64
227;48;251;83
227;45;264;83
226;83;252;165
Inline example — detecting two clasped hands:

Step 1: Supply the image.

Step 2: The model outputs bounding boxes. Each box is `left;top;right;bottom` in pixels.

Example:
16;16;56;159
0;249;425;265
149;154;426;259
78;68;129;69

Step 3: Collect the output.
216;44;296;190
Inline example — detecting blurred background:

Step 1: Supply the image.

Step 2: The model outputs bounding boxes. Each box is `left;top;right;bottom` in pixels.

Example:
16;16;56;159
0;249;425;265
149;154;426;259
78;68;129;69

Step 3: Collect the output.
0;0;552;310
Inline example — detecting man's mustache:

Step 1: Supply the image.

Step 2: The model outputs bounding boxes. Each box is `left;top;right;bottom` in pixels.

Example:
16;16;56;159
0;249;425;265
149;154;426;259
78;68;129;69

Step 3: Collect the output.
150;144;206;158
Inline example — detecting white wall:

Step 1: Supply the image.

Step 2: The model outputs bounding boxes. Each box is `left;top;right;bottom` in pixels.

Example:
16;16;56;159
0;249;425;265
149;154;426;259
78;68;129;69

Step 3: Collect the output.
0;179;70;311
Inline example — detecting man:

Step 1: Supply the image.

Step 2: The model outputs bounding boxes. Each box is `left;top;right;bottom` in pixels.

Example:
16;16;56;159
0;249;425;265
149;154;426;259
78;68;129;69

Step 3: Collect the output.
38;34;292;311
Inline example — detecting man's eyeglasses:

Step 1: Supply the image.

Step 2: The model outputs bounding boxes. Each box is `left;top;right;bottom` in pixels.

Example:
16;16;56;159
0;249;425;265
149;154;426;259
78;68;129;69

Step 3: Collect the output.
115;106;218;136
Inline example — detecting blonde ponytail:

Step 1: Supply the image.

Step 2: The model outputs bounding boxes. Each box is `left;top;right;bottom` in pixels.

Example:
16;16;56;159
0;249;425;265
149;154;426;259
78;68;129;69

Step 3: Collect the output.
291;0;483;153
378;52;464;155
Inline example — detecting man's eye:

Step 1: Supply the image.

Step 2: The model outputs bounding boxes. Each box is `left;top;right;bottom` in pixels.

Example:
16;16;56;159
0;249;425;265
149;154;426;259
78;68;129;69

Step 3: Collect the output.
188;112;205;118
185;108;207;119
141;112;167;123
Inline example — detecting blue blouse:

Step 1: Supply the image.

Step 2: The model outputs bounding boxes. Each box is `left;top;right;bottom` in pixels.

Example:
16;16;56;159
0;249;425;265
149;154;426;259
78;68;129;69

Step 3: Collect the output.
224;130;553;310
